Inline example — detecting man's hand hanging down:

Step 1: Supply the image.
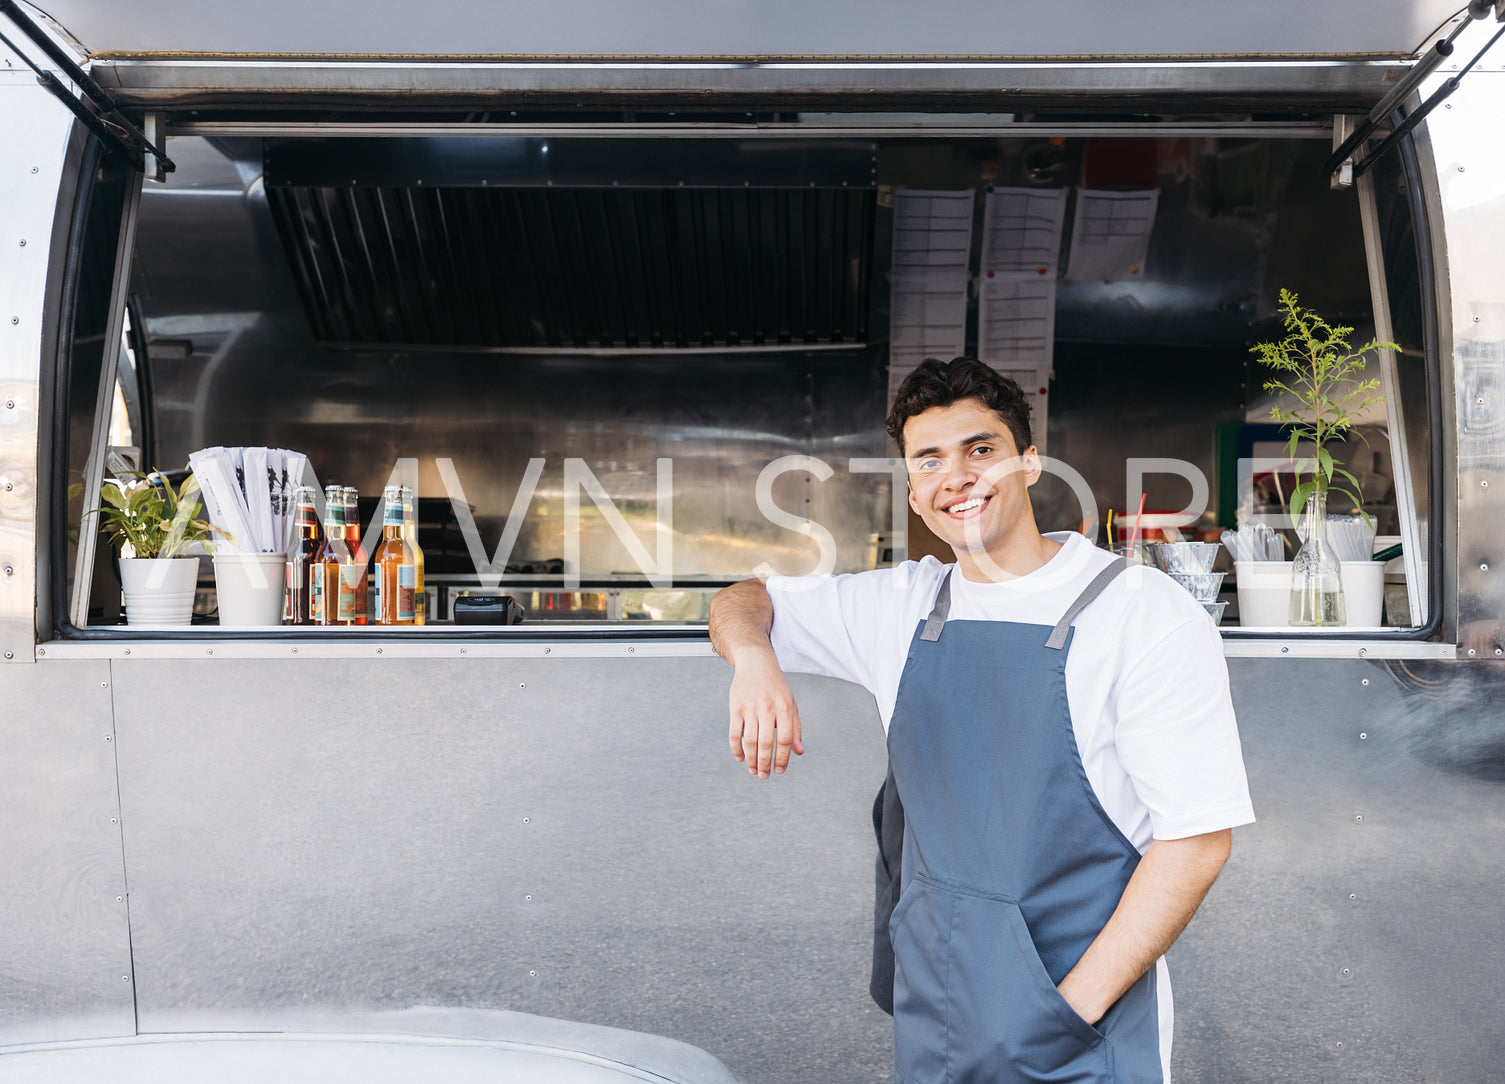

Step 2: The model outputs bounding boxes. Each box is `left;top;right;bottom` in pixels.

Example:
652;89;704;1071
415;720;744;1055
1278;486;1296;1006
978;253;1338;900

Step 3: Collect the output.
710;579;805;778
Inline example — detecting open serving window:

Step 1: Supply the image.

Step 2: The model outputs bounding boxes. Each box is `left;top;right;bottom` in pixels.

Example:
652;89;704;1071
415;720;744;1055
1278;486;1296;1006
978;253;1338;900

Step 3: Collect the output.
50;115;1442;641
33;0;1482;647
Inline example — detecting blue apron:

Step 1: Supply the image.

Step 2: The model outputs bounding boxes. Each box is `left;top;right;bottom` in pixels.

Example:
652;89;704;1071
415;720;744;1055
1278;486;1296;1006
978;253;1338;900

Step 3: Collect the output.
886;560;1163;1084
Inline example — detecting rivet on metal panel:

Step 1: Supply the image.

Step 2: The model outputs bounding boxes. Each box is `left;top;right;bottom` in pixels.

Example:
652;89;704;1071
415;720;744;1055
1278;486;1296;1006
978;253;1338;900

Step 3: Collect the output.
1357;647;1367;658
3;652;11;660
1361;678;1370;686
101;681;107;687
206;648;213;655
4;400;13;409
105;736;111;742
123;648;130;656
1349;893;1358;900
1360;732;1368;740
122;976;129;982
1341;967;1352;976
376;647;383;654
291;647;298;654
17;239;23;247
522;817;530;824
1496;648;1503;657
9;317;16;325
110;817;117;824
544;647;551;654
519;682;525;689
116;896;123;902
3;566;11;576
1469;648;1478;656
35;647;42;656
4;482;11;491
1354;814;1364;822
1483;480;1489;487
529;970;537;977
30;167;36;173
1459;165;1466;171
628;646;635;654
525;894;532;901
1281;646;1289;654
1335;1041;1343;1049
460;647;467;655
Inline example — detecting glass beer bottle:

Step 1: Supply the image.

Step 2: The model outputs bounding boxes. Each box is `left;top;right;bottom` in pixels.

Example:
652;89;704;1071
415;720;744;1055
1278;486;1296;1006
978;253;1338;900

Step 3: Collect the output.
401;485;426;625
315;484;352;626
374;485;415;625
342;485;369;625
286;485;322;625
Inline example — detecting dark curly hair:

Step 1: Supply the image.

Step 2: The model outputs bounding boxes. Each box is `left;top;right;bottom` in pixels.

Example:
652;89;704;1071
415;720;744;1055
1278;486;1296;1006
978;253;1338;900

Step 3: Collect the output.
886;357;1033;458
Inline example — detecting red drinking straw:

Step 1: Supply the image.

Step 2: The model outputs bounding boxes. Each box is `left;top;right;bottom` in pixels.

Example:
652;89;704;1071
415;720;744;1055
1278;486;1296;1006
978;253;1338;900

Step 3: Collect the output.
1128;493;1147;557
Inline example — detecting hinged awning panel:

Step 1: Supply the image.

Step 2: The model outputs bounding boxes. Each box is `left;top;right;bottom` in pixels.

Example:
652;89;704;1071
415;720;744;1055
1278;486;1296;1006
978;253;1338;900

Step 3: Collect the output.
34;0;1468;61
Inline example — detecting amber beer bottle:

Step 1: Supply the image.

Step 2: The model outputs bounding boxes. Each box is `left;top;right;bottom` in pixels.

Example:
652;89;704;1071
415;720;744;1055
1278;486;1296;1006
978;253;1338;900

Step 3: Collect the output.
401;485;426;625
374;485;416;625
315;484;352;626
341;486;369;625
285;486;322;625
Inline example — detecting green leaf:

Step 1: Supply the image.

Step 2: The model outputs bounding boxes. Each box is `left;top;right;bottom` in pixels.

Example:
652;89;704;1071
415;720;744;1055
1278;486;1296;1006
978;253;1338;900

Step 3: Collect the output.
1288;480;1315;523
1317;447;1334;482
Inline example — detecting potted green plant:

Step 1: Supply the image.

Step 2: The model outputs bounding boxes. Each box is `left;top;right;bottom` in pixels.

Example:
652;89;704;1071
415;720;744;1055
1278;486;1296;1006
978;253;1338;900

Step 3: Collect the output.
1251;288;1396;626
89;471;221;625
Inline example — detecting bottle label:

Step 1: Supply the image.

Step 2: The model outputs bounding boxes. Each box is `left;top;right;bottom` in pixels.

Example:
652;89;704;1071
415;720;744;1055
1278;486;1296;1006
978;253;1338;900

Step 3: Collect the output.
338;565;362;622
310;568;324;624
398;565;415;621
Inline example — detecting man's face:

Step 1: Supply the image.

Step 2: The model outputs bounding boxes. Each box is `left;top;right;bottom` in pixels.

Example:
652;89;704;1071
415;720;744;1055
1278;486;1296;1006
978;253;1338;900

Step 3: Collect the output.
902;398;1041;570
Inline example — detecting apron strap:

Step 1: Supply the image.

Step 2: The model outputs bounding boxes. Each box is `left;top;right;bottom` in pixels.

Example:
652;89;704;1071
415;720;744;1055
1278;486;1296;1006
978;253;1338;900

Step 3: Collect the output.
1044;557;1131;651
918;568;954;642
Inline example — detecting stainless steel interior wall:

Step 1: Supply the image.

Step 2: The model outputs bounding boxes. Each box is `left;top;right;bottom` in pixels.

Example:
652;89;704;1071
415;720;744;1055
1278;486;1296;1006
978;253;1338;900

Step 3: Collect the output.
133;135;1406;573
131;138;891;580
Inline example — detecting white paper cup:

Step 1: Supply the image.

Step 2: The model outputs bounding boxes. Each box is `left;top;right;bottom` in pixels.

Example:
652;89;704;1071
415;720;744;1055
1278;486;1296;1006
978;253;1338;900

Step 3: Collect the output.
1340;559;1386;627
1235;560;1294;627
120;557;199;626
213;552;288;626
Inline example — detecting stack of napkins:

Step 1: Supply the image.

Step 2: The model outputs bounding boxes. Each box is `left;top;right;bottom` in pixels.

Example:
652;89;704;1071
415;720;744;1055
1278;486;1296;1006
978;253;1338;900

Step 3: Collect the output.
188;447;309;553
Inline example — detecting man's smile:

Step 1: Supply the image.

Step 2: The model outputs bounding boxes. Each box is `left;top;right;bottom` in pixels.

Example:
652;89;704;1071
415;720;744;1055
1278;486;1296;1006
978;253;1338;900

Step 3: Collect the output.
944;494;990;517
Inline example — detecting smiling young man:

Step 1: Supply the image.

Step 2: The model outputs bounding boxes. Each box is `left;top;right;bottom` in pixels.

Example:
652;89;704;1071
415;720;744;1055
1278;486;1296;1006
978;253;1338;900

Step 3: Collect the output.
709;357;1254;1084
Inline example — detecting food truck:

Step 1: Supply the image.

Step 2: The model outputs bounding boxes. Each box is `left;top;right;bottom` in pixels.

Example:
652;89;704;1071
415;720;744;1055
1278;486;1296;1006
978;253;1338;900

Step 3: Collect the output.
2;0;1503;1079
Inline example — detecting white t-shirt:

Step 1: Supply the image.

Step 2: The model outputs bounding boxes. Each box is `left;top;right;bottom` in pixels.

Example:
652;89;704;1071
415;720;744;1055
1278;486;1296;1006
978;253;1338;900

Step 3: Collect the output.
766;531;1256;851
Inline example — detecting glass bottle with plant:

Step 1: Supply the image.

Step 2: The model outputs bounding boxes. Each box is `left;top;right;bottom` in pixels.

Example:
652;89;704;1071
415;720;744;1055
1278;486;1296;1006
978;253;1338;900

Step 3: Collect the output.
1251;288;1395;626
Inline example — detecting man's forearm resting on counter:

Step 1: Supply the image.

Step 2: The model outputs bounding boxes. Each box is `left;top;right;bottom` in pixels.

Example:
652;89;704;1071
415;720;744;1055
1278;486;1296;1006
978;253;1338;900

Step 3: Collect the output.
1056;829;1233;1026
710;579;805;778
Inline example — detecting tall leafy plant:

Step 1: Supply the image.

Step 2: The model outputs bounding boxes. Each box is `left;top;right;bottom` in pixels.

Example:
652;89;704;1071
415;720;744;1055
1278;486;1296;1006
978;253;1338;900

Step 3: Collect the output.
1251;288;1395;527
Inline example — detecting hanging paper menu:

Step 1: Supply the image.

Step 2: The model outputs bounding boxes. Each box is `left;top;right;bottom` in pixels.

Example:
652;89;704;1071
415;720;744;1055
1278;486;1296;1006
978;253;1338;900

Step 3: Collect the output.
1065;188;1160;282
888;188;975;402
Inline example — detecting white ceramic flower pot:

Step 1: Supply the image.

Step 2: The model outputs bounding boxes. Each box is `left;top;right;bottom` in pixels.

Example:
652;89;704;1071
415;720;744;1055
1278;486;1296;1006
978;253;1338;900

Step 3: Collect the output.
119;557;199;626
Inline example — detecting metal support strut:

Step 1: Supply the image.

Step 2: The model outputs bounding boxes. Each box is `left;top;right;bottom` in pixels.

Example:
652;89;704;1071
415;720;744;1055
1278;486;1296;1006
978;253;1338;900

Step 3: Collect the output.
0;0;174;174
1324;0;1502;180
